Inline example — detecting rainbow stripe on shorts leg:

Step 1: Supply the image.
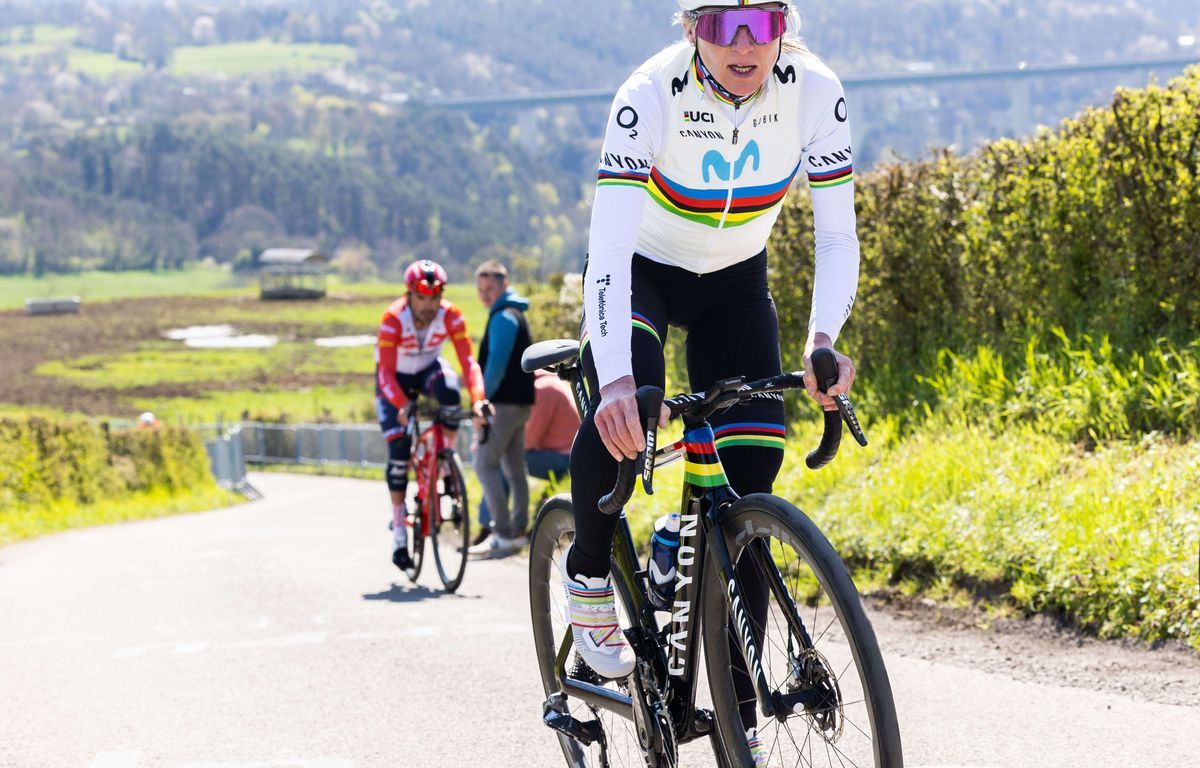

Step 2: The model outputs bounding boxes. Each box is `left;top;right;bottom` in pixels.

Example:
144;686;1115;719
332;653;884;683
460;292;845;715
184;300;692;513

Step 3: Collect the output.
580;312;662;357
713;422;786;450
683;426;729;488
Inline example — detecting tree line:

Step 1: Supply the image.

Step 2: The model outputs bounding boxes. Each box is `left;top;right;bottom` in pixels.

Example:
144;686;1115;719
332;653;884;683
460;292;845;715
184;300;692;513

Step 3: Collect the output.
0;111;589;276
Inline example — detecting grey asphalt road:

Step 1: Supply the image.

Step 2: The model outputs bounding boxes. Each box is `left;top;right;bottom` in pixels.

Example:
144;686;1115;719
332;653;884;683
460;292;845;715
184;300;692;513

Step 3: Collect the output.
1;472;1197;768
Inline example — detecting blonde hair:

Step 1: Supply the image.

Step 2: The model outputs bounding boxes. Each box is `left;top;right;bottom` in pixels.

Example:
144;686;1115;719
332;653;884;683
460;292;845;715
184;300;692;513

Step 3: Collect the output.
676;3;810;55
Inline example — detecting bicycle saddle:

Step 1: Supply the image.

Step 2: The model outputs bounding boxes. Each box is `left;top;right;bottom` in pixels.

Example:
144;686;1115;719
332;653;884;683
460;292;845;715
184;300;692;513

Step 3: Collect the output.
521;338;579;373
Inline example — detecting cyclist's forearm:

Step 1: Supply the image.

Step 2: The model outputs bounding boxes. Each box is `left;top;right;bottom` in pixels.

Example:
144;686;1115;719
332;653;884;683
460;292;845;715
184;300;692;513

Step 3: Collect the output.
807;190;860;345
586;184;646;388
375;364;409;411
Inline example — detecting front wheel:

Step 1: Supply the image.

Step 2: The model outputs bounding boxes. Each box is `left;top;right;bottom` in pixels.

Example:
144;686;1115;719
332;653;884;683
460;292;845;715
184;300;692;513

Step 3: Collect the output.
403;470;426;583
702;494;903;768
431;449;470;593
528;495;647;767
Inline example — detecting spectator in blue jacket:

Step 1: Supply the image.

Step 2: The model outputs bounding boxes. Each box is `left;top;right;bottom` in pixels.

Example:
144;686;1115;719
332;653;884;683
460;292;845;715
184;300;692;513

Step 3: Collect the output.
467;260;535;559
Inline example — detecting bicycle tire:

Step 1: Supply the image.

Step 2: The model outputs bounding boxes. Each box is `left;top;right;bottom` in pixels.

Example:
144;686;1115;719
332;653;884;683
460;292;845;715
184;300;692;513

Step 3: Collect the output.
431;449;470;593
702;493;902;768
529;495;647;767
404;469;426;583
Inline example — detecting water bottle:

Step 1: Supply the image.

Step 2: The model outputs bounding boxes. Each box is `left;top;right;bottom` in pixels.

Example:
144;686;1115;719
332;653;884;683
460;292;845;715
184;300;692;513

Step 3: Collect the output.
646;512;680;610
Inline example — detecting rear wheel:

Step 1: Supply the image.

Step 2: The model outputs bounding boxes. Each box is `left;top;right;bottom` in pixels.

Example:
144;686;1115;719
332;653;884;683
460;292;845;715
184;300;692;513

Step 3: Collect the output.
528;496;646;767
703;494;903;768
431;449;470;593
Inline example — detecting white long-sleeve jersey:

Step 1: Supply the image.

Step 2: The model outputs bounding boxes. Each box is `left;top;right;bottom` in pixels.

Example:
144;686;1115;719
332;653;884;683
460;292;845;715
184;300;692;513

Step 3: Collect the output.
585;42;860;388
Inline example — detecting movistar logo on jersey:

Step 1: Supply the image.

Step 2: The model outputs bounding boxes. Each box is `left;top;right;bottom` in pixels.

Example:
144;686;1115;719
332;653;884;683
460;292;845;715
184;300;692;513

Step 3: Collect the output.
702;140;761;183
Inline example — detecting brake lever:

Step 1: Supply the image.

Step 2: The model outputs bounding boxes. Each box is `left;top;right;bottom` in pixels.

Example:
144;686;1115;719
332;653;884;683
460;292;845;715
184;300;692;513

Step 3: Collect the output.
833;394;867;446
634;386;665;495
810;348;867;448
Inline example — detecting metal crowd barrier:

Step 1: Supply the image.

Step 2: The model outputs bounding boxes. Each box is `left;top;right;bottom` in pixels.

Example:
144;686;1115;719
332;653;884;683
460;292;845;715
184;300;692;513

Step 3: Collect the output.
207;422;476;471
202;424;249;491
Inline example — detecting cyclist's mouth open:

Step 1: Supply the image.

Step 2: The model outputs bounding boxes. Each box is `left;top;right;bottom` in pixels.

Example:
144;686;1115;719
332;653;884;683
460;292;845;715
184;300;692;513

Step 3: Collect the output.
727;64;757;80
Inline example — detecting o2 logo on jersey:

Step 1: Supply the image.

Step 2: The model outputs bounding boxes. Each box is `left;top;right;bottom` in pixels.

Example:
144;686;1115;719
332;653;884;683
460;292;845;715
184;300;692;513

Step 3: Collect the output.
616;106;639;139
701;140;760;183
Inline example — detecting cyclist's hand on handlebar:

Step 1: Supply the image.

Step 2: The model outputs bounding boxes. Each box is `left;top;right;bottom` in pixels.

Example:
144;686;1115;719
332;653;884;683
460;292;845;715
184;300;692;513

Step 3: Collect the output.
471;399;493;429
596;376;670;462
803;334;857;412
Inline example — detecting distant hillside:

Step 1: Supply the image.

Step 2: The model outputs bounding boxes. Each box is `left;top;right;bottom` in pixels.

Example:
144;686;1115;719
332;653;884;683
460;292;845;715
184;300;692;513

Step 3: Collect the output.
1;0;1197;278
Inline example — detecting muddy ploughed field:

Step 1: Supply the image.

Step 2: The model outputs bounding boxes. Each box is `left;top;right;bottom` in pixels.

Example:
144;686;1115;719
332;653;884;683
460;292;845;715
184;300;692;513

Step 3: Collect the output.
0;294;382;418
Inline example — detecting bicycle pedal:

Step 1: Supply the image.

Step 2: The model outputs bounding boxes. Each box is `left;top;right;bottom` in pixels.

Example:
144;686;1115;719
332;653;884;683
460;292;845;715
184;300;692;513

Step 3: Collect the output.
568;655;605;686
543;693;602;746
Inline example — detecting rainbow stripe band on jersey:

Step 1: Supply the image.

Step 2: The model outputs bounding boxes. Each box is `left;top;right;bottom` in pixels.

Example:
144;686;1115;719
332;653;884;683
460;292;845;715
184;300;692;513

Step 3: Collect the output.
683;426;730;488
807;163;853;189
647;160;801;228
713;421;786;450
598;168;650;188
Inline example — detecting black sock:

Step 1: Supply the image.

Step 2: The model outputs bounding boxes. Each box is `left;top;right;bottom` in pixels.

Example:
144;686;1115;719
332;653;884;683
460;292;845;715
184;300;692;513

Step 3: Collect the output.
567;543;610;580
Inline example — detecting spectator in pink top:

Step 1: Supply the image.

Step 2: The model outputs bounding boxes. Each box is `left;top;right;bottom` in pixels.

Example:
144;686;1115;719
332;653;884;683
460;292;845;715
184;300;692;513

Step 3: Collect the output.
524;368;581;478
474;368;581;545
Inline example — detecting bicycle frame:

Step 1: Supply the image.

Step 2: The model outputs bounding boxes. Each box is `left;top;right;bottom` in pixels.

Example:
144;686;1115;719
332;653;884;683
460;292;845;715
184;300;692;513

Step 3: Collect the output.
404;402;458;538
548;364;801;745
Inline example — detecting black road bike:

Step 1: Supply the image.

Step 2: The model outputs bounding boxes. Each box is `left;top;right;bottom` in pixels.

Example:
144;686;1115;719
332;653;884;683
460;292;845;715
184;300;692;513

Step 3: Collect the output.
522;339;902;768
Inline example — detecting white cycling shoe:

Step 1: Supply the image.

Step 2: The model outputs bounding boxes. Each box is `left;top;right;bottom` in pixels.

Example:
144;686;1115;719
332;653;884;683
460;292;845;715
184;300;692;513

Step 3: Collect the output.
747;727;771;767
560;545;636;680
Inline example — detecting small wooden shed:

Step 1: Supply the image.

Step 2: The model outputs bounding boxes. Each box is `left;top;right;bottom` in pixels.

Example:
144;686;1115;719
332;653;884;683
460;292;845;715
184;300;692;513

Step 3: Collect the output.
258;248;328;300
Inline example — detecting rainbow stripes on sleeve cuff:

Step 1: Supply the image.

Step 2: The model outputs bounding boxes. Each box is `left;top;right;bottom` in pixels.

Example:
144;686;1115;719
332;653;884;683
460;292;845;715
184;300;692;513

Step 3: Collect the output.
807;163;853;189
597;169;650;188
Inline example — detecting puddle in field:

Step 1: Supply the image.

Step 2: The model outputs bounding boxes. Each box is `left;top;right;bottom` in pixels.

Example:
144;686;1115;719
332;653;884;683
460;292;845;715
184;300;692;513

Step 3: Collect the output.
164;325;278;349
164;325;234;341
314;335;375;348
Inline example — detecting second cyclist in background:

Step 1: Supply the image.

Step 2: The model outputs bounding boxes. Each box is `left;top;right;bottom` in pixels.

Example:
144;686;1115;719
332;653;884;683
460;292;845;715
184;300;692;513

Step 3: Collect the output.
376;260;487;571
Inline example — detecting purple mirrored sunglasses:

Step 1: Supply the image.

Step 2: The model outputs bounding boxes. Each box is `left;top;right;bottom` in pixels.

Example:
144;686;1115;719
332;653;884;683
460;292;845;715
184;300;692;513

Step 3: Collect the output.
694;7;787;47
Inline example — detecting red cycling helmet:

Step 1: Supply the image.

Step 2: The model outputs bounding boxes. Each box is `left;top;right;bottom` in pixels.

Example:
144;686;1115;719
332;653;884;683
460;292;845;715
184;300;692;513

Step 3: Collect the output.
404;260;448;296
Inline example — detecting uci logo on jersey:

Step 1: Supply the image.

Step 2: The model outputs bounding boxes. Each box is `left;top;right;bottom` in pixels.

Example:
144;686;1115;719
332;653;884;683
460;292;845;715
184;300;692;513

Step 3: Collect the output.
701;140;760;183
683;110;715;124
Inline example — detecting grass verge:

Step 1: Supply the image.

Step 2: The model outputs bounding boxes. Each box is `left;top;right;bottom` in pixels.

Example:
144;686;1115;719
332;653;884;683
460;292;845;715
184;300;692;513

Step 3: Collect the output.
618;418;1200;651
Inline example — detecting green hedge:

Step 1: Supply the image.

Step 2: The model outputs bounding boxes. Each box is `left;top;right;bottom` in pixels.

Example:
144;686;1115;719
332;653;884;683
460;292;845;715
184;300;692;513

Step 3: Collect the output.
0;417;215;515
771;65;1200;423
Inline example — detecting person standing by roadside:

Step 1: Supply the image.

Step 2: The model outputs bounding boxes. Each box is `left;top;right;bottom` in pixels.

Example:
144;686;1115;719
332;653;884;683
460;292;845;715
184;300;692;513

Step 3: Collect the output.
523;368;580;481
468;260;535;559
473;366;582;546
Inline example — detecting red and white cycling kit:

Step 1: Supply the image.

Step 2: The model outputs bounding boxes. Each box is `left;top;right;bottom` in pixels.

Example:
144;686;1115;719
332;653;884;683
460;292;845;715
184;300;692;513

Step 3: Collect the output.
375;297;485;411
583;41;860;389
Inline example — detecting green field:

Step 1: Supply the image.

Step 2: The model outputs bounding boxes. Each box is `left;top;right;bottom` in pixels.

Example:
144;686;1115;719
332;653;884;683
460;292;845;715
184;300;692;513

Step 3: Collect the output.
169;40;356;76
68;49;143;78
0;31;353;79
2;275;488;424
0;25;141;79
0;267;248;309
0;24;78;48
